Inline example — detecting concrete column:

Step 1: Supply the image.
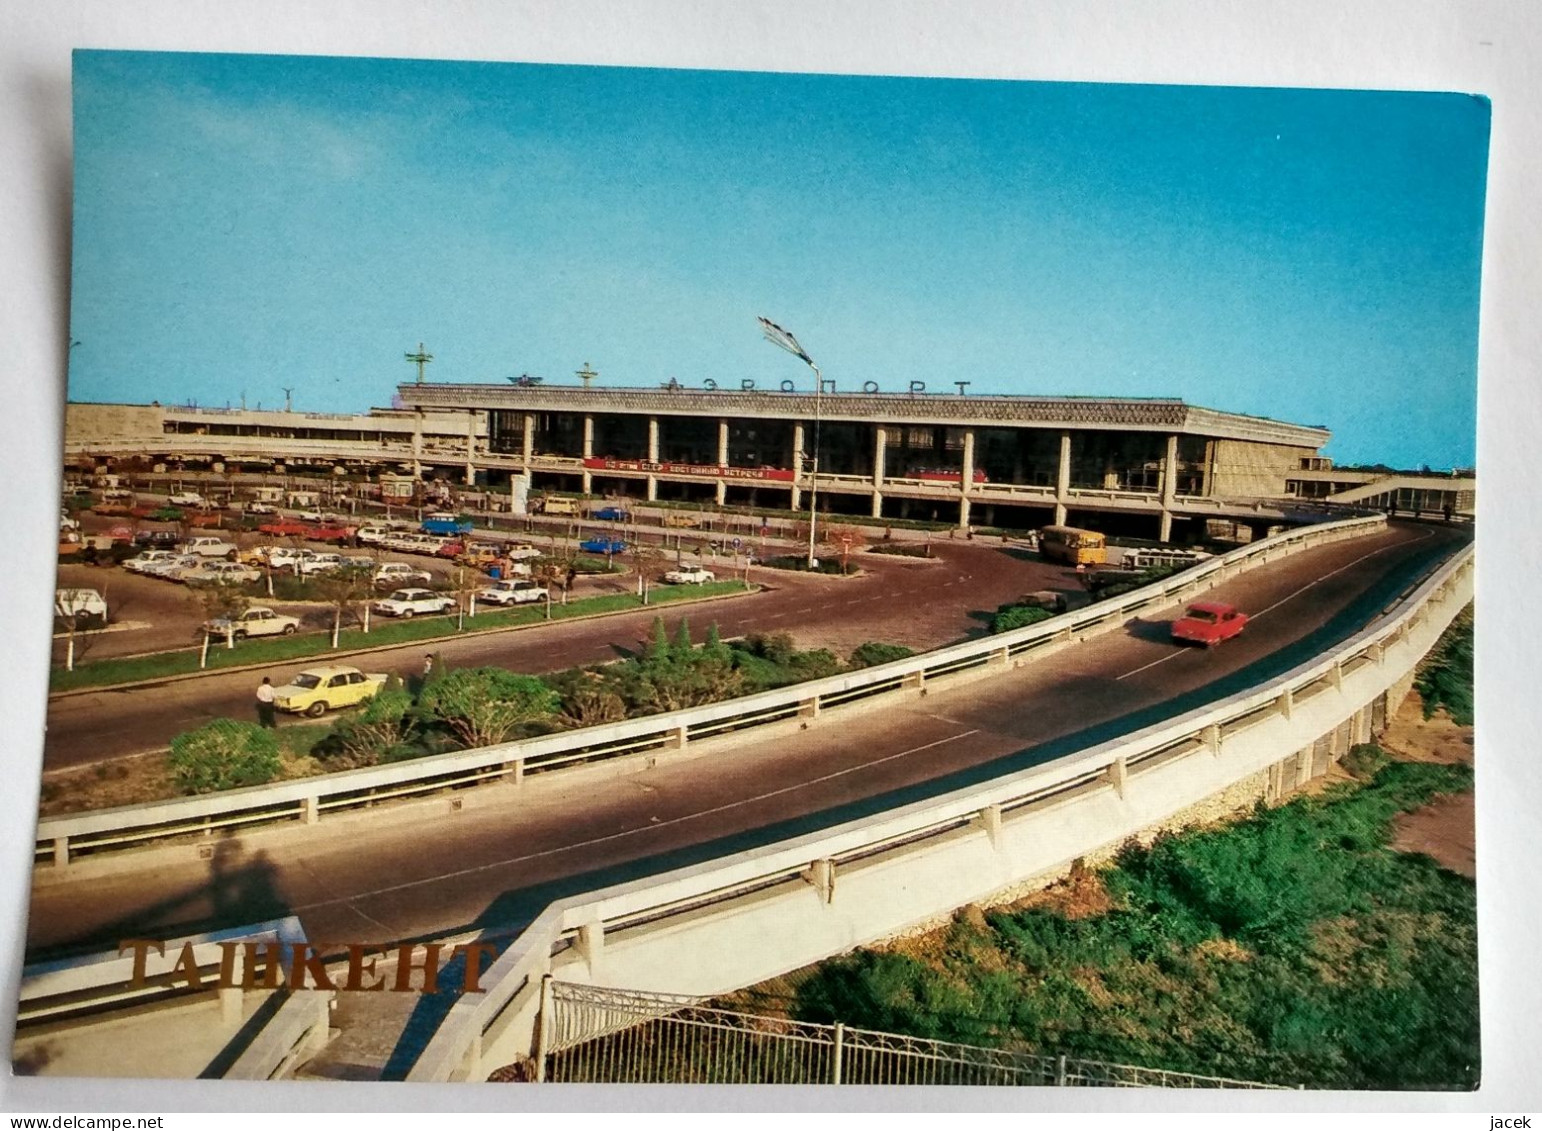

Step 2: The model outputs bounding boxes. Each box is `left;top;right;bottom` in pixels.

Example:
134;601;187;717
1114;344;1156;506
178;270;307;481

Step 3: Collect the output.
412;410;424;477
792;422;806;481
1106;756;1128;799
789;483;802;510
1158;433;1178;542
979;804;1003;849
717;419;729;466
577;919;604;974
1054;430;1071;526
871;490;883;519
582;415;594;458
522;413;535;466
464;411;477;485
960;428;976;494
959;495;972;530
647;416;660;462
873;426;887;487
809;858;836;904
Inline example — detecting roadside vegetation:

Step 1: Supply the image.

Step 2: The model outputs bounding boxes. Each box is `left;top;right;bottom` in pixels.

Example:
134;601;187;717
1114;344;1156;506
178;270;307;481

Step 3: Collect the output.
48;579;752;693
40;620;920;809
768;751;1477;1091
1414;604;1474;726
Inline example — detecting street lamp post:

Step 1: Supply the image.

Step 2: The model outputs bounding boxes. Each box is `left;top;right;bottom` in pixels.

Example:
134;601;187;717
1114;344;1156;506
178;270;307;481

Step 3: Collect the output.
758;317;823;569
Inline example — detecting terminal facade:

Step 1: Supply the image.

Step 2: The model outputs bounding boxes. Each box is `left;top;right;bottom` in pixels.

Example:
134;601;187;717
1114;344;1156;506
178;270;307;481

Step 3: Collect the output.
64;380;1469;541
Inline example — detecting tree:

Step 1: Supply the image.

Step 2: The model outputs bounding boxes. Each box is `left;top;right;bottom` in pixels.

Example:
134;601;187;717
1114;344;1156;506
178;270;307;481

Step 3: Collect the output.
191;579;251;663
168;719;282;794
312;565;373;647
322;682;415;768
448;564;484;630
533;559;565;619
629;544;669;604
418;667;561;748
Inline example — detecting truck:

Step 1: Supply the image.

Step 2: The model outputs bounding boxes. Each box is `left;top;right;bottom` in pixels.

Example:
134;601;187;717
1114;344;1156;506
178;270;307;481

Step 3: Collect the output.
421;512;474;536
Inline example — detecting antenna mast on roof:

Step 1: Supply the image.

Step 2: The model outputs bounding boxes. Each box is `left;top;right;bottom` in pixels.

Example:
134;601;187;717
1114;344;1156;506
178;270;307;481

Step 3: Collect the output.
405;342;434;384
576;362;598;389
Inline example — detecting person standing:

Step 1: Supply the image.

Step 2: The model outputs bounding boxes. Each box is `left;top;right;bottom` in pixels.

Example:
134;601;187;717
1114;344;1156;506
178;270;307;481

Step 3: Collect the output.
255;676;277;728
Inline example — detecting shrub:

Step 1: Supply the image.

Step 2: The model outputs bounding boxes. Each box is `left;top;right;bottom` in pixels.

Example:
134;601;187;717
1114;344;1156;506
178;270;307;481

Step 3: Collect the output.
168;719;283;794
865;543;934;558
742;632;797;665
418;667;560;748
1415;607;1473;725
320;684;415;769
848;641;915;668
992;605;1053;633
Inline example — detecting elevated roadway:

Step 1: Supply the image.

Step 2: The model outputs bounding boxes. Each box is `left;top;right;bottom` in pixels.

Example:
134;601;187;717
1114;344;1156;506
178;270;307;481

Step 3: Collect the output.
24;520;1467;963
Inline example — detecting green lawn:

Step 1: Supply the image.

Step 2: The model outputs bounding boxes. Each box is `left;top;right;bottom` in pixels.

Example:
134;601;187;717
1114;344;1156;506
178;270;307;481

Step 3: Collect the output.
50;580;754;692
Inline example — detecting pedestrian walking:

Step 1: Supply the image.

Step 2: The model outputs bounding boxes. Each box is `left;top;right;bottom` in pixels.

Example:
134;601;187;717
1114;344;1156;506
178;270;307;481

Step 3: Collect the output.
255;676;277;728
423;654;434;679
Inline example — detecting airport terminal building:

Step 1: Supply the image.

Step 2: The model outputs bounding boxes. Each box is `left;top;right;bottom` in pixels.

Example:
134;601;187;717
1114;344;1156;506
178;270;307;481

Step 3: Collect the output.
66;379;1350;542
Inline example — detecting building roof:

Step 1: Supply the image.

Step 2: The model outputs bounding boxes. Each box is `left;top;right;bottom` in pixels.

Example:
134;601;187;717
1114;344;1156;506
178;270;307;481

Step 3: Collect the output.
396;382;1330;448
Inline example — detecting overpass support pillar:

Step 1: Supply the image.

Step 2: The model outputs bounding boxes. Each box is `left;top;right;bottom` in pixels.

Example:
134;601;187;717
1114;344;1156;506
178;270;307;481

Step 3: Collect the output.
978;804;1003;849
1105;756;1128;799
807;858;836;904
1054;430;1072;526
576;919;605;975
1203;723;1222;757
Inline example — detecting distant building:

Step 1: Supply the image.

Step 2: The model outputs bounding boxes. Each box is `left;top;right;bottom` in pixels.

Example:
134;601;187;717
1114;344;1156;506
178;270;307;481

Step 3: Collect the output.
63;381;1463;538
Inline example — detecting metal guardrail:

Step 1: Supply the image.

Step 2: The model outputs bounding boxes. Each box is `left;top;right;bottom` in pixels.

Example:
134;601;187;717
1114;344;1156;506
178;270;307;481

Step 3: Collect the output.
34;514;1387;867
406;536;1471;1082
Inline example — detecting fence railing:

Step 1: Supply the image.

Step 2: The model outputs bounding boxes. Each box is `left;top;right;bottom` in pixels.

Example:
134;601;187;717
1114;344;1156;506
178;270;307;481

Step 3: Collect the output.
537;980;1291;1088
406;539;1471;1081
34;515;1387;868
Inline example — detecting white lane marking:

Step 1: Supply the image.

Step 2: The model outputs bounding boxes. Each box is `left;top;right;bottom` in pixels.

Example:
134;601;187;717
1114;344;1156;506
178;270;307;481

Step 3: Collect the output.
1115;528;1440;681
292;728;982;912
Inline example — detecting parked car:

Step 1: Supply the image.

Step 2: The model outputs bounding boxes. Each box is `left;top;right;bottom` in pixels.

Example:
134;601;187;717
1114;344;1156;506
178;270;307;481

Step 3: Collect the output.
504;543;543;562
421;513;474;536
373;563;433;589
307;523;357;544
167;491;205;507
355;526;389;545
132;529;181;549
1171;601;1249;647
478;578;548;606
259;518;311;537
146;554;204;581
54;587;108;629
663;567;716;585
181;535;240;559
246;502;279;515
296;508;324;523
182;561;262;586
124;549;180;574
373;587;456;618
202;606;301;639
579;538;627;555
296;551;344;576
539;497;580;516
593;505;630;522
663;512;702;528
272;665;389;717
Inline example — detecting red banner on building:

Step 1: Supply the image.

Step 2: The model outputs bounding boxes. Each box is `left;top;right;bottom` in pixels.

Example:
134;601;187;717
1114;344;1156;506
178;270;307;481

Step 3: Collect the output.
582;457;796;482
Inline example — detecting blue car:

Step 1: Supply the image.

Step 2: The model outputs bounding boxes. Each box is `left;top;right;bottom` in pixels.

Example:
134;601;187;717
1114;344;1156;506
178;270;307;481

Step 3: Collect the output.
580;538;627;555
593;506;630;522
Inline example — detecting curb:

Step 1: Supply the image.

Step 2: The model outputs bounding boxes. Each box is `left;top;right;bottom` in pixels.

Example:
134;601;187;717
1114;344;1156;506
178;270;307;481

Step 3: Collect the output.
47;583;765;700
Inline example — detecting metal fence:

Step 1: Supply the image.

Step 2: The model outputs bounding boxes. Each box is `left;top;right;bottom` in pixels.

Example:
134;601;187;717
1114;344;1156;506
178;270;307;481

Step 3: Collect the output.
536;981;1289;1088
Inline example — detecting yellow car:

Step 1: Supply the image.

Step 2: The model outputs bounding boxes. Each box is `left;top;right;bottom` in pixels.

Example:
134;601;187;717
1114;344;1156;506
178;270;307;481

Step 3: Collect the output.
273;665;389;717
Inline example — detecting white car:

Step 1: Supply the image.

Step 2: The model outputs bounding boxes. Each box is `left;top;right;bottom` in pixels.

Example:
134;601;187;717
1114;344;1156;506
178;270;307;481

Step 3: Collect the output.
55;587;108;627
296;552;344;576
182;561;262;586
296;508;324;523
246;501;279;515
374;562;433;587
478;578;548;606
373;587;456;618
181;536;239;559
203;606;301;639
504;543;542;562
355;526;389;545
124;549;179;574
663;567;716;585
146;554;203;580
167;491;205;508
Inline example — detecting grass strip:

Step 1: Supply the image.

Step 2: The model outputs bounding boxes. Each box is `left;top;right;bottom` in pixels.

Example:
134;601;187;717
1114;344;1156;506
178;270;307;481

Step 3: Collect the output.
49;580;753;692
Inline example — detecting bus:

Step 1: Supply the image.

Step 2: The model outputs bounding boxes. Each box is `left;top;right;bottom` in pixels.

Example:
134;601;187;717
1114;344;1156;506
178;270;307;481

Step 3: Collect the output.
1038;525;1108;566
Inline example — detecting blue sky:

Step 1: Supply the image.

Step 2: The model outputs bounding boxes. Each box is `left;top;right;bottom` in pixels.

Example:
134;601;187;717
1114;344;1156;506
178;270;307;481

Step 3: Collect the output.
68;51;1489;469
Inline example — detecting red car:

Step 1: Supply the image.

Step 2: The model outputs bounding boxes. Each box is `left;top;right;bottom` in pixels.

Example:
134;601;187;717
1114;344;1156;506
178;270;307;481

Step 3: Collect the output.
258;519;311;537
1171;601;1249;646
307;523;357;544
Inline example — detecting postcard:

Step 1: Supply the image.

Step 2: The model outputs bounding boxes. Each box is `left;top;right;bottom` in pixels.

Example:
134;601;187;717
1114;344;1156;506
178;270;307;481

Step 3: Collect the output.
13;46;1486;1099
